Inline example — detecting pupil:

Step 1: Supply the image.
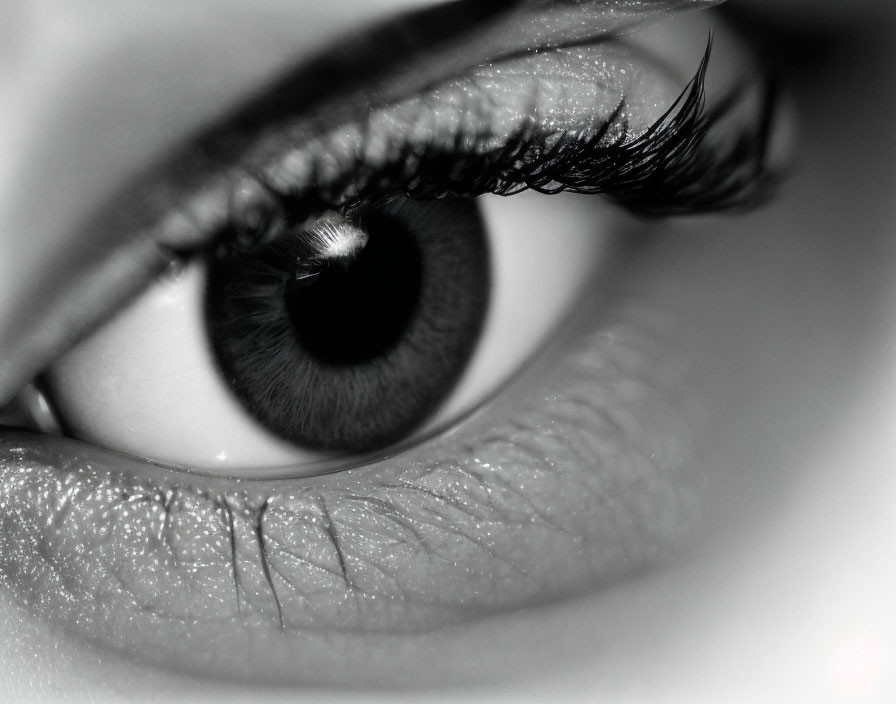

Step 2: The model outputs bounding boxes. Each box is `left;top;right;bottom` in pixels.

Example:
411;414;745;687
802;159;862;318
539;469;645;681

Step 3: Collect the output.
286;212;423;365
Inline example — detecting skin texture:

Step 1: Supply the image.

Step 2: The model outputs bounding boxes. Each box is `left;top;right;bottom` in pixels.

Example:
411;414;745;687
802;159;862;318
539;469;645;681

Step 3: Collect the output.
1;0;896;701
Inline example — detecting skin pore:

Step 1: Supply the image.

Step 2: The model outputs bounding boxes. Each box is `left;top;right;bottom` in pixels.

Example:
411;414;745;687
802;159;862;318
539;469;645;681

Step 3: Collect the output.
1;0;895;701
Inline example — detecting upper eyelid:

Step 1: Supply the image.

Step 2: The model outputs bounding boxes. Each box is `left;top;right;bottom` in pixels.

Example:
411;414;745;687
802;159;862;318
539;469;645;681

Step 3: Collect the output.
33;0;722;249
152;42;663;255
154;37;775;262
114;2;720;233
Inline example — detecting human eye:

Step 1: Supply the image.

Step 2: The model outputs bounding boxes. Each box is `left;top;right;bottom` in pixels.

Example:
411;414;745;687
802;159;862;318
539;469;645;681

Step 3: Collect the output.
0;0;782;689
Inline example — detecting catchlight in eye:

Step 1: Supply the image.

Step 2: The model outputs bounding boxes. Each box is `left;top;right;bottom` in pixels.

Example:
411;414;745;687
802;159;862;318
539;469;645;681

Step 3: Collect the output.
40;192;611;477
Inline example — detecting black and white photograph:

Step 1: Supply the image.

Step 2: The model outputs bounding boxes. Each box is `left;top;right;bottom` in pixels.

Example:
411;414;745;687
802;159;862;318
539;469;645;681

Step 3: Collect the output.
0;1;894;701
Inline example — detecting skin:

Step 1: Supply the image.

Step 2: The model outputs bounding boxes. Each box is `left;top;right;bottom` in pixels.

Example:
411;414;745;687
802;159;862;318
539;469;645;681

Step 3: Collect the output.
1;0;895;701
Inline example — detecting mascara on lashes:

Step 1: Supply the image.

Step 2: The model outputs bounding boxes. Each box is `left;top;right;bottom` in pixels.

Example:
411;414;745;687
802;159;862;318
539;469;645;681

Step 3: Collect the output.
159;39;776;266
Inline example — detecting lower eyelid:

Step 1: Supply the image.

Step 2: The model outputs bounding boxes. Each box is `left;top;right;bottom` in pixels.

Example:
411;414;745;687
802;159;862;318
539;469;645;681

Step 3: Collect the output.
0;252;702;682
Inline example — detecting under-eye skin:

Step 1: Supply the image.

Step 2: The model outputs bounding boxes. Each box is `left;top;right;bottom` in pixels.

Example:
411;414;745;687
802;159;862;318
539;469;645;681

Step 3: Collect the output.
0;13;781;686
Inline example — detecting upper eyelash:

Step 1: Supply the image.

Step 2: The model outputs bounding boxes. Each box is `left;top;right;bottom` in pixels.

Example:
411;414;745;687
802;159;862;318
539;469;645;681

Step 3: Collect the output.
487;40;781;216
211;39;779;258
355;39;779;214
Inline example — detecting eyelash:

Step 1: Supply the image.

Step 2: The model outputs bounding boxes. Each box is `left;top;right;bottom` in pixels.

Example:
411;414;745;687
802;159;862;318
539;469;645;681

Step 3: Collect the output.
212;39;778;261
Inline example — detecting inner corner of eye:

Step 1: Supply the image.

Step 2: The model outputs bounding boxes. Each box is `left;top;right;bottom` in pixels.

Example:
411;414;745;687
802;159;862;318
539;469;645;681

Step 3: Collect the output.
40;193;612;478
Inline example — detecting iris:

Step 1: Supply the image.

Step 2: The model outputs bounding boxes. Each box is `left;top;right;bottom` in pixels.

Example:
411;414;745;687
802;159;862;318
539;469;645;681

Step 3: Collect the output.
206;196;489;451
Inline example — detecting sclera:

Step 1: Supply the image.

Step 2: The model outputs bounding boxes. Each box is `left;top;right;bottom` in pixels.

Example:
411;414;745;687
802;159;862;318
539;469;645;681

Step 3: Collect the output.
43;191;611;477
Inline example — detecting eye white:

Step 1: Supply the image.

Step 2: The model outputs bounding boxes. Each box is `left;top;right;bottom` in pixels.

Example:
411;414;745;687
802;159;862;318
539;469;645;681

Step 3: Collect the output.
43;191;613;477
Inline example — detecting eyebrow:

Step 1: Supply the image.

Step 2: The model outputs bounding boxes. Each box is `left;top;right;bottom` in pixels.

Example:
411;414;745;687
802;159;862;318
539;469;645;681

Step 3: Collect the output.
0;0;718;405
